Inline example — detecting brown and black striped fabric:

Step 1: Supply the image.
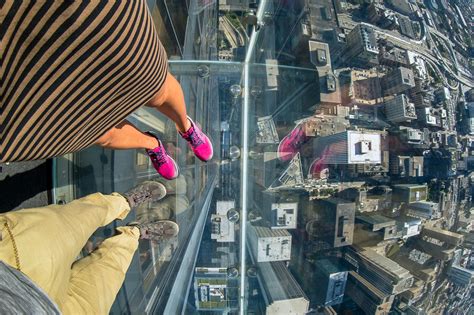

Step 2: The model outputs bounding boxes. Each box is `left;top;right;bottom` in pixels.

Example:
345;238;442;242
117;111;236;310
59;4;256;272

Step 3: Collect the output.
0;0;168;162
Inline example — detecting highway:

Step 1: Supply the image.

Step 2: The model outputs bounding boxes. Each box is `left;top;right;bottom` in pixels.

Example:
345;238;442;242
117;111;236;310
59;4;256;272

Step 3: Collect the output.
336;8;473;87
219;15;246;48
374;26;473;88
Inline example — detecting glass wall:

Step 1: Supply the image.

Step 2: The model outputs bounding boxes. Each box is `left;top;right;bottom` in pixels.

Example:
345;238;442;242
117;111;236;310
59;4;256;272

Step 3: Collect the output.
54;0;474;314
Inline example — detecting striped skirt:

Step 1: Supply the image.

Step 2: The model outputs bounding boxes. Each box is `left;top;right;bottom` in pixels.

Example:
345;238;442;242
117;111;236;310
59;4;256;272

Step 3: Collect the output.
1;0;169;162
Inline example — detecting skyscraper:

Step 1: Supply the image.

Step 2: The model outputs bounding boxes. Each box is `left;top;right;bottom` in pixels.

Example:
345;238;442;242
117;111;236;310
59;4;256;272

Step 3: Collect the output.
344;246;414;295
270;203;298;229
381;67;416;96
345;271;395;314
447;265;474;286
306;198;356;248
248;225;292;262
342;24;379;66
312;259;348;306
392;184;428;203
313;130;382;165
389;155;424;177
257;261;310;314
384;94;417;123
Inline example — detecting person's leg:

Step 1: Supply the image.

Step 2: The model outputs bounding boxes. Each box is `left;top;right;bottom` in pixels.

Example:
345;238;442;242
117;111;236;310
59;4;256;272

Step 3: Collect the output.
60;226;139;315
95;72;213;162
0;193;130;305
94;72;189;150
147;72;191;133
60;219;178;314
148;72;213;161
95;120;158;150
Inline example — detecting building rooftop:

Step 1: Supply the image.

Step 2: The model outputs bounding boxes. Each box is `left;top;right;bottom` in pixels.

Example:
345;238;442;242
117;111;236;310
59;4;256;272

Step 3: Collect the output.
252;226;291;238
356;214;396;231
347;131;382;164
258;261;309;308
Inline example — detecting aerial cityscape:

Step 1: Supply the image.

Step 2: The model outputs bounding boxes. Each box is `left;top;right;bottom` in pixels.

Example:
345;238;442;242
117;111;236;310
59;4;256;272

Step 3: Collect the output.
193;0;474;314
22;0;472;313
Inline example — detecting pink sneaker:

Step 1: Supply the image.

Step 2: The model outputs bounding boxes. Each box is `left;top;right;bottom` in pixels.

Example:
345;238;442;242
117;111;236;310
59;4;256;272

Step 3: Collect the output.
145;133;179;180
308;157;329;180
277;122;309;162
179;116;213;162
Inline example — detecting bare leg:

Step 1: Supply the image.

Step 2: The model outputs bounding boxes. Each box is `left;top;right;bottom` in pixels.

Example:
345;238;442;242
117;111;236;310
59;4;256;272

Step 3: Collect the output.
95;72;191;151
147;72;191;133
95;121;158;150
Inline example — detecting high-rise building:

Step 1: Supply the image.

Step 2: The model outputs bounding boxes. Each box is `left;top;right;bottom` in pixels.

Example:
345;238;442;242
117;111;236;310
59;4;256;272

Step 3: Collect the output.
306;198;355;247
340;69;383;106
389;155;424;177
386;0;415;15
392;184;428;203
304;115;350;138
417;107;440;126
466;89;474;102
312;259;348;306
398;15;416;39
378;45;409;67
466;102;474;135
384;94;417;123
258;261;310;315
193;267;239;311
435;87;451;103
344;246;414;295
447;265;474;286
342;24;379;66
356;213;395;230
345;271;394;315
405;201;440;220
270;203;298;230
381;67;416;96
396;218;422;238
421;227;464;246
413;239;455;261
248;225;292;262
389;248;437;282
211;201;237;242
312;130;382;165
398;126;427;145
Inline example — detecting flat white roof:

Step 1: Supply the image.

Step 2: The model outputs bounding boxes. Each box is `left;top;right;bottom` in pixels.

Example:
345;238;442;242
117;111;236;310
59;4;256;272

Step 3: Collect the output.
347;131;381;164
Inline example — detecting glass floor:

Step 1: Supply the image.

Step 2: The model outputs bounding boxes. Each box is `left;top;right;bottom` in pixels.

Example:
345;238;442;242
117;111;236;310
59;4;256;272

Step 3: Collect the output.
53;0;474;314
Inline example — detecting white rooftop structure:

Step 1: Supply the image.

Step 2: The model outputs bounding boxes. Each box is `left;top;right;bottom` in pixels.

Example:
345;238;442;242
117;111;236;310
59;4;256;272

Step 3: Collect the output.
271;203;298;229
313;131;382;165
266;59;279;90
407;52;427;79
248;225;292;262
309;40;332;73
211;201;236;242
420;107;438;126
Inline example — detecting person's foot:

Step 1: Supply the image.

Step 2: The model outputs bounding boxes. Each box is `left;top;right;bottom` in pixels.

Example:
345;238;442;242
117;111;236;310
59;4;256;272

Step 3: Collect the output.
122;181;167;208
128;220;179;242
146;132;179;180
179;116;213;162
277;122;309;162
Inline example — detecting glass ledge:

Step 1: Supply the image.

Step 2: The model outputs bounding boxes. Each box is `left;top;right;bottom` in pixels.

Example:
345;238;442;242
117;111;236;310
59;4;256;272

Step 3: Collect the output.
54;0;474;314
